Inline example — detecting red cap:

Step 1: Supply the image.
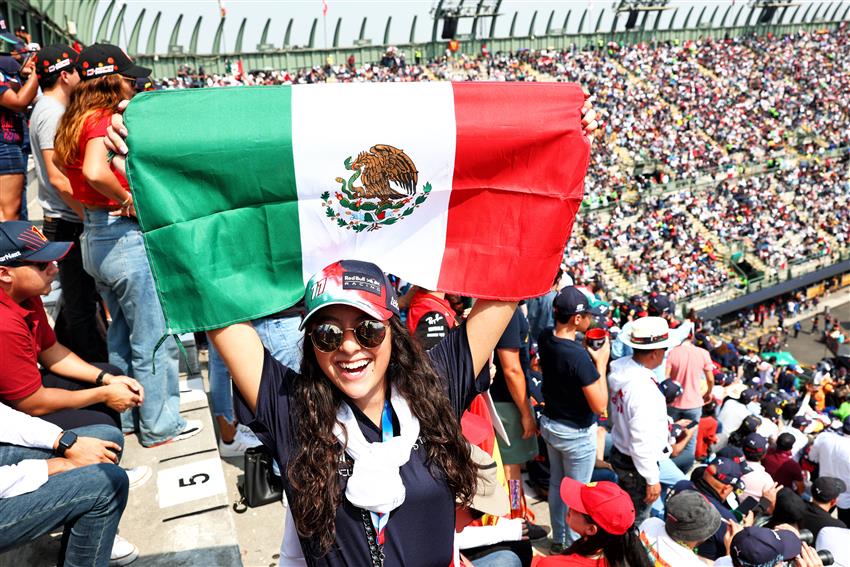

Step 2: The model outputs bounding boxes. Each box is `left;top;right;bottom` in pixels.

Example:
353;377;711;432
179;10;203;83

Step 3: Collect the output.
559;478;635;535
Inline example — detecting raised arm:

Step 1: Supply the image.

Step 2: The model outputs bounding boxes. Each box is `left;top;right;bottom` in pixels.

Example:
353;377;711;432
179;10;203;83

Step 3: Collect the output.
207;323;265;412
464;300;518;377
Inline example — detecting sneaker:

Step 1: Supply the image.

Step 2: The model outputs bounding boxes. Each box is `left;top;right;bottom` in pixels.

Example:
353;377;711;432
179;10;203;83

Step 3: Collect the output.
219;429;263;458
125;466;152;490
525;520;550;541
110;534;139;566
147;420;204;447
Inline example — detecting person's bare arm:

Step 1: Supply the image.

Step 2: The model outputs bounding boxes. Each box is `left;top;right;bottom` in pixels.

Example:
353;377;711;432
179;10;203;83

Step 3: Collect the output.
584;338;610;414
0;61;38;112
41;148;83;219
497;348;536;439
81;138;132;205
207;323;265;412
464;300;518;377
11;383;139;416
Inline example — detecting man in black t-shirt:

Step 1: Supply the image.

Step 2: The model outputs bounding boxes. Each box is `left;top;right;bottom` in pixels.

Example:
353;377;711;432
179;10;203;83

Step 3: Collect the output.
802;477;847;539
537;286;609;550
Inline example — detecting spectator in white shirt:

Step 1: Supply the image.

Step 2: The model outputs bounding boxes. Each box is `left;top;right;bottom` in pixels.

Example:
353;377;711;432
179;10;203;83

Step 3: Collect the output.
740;433;775;502
807;418;850;526
0;402;135;566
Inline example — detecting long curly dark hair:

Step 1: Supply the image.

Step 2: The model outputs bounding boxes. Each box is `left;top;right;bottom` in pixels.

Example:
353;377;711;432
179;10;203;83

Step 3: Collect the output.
288;316;477;555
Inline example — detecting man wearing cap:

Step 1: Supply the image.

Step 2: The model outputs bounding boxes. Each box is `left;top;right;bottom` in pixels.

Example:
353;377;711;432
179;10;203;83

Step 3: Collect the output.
763;432;805;494
807;417;850;525
639;490;722;566
741;433;775;501
717;388;759;447
715;526;810;567
0;221;143;429
537;285;609;550
665;322;714;473
29;44;107;364
607;316;675;523
802;477;848;539
672;457;749;560
783;415;812;462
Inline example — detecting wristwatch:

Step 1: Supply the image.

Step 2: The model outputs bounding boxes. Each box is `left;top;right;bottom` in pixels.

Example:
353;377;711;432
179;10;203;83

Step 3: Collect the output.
95;369;109;386
56;430;78;456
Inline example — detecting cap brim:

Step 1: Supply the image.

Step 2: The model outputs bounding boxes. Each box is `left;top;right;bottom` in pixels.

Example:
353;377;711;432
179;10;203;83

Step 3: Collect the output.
559;476;589;515
299;299;393;331
0;32;19;45
775;529;801;560
20;241;72;263
120;63;152;79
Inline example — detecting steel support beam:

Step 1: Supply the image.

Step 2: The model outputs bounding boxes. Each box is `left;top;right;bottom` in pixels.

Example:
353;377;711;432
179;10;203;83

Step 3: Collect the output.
409;15;417;43
168;14;183;50
94;0;115;43
234;17;247;52
127;9;145;54
211;17;225;54
145;11;160;54
189;16;202;53
108;3;126;45
383;16;392;45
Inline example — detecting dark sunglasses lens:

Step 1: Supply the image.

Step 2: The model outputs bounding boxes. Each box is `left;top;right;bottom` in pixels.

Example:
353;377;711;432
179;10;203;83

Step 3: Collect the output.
311;324;343;352
355;320;386;348
37;262;51;271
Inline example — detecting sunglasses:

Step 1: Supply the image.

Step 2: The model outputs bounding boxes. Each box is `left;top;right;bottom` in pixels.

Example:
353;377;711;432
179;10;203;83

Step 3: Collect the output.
6;261;53;271
309;320;387;353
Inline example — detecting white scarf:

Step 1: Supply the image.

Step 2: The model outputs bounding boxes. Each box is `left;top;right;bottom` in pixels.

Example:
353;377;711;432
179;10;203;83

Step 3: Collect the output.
332;386;421;514
279;387;420;565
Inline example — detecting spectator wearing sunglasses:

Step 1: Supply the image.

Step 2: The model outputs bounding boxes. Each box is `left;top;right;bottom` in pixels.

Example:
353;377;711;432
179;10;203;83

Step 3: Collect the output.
207;259;516;566
0;221;143;430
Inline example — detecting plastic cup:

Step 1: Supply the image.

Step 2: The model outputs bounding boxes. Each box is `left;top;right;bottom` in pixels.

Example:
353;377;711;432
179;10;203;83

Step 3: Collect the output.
585;327;609;351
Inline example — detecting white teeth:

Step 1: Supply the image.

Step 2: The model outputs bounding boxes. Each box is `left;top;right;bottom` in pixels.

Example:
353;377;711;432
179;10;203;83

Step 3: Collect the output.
339;361;369;372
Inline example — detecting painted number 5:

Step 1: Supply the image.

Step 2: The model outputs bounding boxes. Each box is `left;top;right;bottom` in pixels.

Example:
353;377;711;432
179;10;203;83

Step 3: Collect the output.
178;473;210;488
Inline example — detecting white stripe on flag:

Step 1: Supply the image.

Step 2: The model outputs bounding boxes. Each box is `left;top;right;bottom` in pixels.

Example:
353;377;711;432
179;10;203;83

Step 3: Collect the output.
292;82;457;289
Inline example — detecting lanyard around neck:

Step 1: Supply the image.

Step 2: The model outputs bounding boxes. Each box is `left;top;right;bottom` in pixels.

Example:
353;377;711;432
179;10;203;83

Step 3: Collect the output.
370;400;394;544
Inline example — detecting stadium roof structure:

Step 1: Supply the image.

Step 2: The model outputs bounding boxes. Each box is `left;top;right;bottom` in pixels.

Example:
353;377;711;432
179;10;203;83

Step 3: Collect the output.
4;0;850;76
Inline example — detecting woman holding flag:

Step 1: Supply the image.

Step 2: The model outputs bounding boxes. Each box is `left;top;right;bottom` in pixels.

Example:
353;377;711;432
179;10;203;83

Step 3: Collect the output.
105;84;598;565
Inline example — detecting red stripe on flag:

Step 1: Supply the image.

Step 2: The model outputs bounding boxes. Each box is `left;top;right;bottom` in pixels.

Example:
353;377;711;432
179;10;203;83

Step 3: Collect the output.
438;82;589;300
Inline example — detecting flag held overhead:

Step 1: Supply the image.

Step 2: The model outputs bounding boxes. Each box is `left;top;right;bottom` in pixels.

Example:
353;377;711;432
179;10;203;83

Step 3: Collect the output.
125;82;590;334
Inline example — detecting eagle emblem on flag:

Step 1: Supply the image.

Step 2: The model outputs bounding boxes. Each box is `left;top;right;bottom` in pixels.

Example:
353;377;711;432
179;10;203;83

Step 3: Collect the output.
321;144;431;233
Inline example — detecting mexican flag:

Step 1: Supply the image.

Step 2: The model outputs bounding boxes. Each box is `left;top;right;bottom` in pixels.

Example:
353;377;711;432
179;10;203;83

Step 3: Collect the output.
125;82;590;334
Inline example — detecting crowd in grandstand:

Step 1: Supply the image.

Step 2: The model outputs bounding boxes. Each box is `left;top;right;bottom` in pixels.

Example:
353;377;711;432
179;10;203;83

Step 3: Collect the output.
1;18;849;567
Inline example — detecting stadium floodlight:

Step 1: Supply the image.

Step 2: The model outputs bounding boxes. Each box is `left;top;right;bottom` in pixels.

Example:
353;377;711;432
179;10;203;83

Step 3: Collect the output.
430;0;502;40
613;0;671;30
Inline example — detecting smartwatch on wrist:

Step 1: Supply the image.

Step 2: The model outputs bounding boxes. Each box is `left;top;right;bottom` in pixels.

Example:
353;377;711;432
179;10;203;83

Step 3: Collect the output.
95;369;109;386
56;430;78;456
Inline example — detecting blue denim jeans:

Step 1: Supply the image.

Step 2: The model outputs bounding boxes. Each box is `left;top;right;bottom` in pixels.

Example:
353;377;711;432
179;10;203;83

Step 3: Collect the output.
207;315;303;423
650;457;687;518
80;209;184;446
540;416;597;545
471;549;522;567
667;406;702;473
0;424;127;567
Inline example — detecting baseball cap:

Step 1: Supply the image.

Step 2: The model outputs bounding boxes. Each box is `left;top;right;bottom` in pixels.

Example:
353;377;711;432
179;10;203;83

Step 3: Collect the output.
299;260;399;331
730;527;801;567
775;432;795;452
0;16;20;45
34;44;78;81
739;388;758;404
742;433;768;459
466;445;509;517
658;379;683;405
811;477;847;503
648;293;674;316
0;221;71;266
716;446;753;474
553;286;590;316
791;415;811;429
707;457;746;491
665;490;721;543
741;414;762;434
559;478;634;535
76;43;151;80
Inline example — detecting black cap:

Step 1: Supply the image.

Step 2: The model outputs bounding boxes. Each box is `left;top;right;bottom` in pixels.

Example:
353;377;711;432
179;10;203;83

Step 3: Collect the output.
553;286;590;316
648;293;674;315
730;527;801;565
0;221;72;265
742;433;768;459
77;43;151;81
739;388;758;404
35;44;79;81
659;379;683;405
742;414;762;434
716;445;754;474
811;477;847;503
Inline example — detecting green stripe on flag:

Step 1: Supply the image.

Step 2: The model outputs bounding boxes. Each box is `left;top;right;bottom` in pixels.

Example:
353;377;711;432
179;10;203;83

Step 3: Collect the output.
125;86;303;333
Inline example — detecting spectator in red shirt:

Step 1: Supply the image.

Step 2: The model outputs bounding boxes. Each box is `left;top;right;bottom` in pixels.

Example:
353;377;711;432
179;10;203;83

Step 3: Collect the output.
763;432;805;494
403;286;457;350
696;399;718;461
0;221;142;429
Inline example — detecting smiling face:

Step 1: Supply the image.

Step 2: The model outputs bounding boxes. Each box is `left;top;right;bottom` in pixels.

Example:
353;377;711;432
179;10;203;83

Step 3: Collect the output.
310;304;392;418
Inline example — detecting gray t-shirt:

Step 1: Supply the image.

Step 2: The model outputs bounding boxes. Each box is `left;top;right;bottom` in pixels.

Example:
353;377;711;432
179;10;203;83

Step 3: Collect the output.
30;95;78;222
